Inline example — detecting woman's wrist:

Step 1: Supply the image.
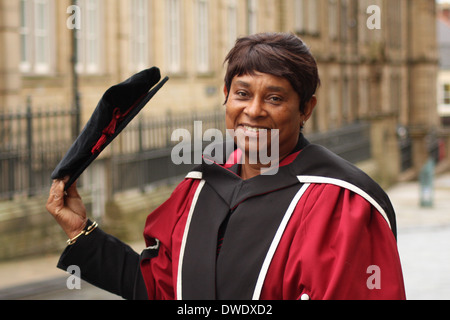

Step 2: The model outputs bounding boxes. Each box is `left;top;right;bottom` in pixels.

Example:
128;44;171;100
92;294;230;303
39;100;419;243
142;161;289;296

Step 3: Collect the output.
66;219;98;245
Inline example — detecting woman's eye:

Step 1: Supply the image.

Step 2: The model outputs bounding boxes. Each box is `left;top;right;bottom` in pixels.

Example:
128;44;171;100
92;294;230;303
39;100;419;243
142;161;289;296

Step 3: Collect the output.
268;96;283;103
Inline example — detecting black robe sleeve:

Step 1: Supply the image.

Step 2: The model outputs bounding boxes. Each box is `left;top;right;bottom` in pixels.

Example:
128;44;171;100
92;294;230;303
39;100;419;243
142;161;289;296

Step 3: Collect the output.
56;227;148;300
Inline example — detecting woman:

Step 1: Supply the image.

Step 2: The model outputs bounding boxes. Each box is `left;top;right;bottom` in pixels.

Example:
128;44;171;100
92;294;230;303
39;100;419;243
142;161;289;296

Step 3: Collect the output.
47;33;405;300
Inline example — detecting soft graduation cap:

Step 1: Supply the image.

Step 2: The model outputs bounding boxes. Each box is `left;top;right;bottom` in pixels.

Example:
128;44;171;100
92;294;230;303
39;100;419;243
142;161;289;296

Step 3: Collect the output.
51;67;169;190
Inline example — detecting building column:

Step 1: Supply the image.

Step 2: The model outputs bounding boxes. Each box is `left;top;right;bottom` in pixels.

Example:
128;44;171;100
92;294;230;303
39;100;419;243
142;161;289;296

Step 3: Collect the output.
407;0;440;172
0;0;21;110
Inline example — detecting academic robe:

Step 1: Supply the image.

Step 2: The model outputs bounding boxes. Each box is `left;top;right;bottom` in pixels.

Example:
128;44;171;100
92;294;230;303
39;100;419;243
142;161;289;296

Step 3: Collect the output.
58;134;406;300
140;134;405;300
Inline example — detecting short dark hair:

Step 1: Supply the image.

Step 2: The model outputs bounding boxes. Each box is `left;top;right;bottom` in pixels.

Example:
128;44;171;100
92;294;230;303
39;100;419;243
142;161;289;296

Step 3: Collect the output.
224;32;320;113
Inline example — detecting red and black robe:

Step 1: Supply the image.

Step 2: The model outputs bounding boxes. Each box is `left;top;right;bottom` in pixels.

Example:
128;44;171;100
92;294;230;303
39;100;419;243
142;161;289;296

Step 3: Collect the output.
58;135;406;300
140;135;405;300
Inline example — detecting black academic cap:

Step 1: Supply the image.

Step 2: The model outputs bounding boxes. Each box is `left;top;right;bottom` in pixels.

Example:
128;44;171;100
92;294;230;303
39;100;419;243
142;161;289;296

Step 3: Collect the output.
51;67;169;190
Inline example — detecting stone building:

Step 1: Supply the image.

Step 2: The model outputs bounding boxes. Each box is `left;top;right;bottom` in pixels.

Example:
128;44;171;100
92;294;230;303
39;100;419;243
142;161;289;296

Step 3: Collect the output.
438;2;450;125
0;0;444;185
1;0;447;260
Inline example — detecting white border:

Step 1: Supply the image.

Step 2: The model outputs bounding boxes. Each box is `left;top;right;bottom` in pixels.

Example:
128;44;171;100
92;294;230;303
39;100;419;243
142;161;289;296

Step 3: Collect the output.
252;183;311;300
297;175;392;230
185;171;203;180
176;179;206;300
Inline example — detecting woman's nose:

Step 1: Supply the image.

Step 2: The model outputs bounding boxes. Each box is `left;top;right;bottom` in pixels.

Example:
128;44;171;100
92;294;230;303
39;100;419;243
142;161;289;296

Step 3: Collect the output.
244;98;266;118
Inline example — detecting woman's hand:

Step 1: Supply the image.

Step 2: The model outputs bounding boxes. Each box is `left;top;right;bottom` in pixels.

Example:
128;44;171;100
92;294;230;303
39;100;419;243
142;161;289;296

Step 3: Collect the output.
46;177;88;240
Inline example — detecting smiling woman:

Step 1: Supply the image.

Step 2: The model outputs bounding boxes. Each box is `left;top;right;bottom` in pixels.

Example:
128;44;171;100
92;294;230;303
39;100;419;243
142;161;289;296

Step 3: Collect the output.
223;33;320;113
48;32;406;301
223;33;320;179
224;72;315;180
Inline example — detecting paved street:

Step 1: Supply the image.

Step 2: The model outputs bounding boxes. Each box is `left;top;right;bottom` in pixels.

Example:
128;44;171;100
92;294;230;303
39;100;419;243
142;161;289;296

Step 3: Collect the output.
397;226;450;300
0;172;449;300
390;171;450;300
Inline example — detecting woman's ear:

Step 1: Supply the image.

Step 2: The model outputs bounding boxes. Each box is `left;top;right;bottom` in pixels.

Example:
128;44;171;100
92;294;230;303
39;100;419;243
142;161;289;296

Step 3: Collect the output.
223;85;230;104
302;95;317;122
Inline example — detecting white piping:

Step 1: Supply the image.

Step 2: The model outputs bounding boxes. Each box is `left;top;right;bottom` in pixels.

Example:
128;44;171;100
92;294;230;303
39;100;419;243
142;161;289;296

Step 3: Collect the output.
176;179;206;300
185;171;203;180
297;175;392;230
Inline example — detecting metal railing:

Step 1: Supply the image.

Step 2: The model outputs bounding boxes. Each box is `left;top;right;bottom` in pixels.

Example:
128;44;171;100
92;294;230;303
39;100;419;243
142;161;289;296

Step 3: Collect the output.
0;101;79;200
307;122;372;164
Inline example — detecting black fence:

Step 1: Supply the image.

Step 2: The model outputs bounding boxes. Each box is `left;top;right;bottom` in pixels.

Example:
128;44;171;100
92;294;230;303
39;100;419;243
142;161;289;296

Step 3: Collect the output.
307;122;372;164
0;102;79;200
0;106;228;200
397;126;413;172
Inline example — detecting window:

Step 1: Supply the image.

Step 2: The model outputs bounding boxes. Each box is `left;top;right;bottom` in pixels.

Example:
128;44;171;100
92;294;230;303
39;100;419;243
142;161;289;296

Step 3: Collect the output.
20;0;31;72
130;0;149;72
444;84;450;105
306;0;318;34
329;79;339;129
294;0;305;33
390;74;401;113
340;0;348;42
387;0;402;49
196;0;209;73
294;0;319;35
166;0;182;73
359;77;370;117
20;0;54;74
328;0;338;40
358;0;369;44
75;0;102;74
247;0;257;35
226;0;238;50
342;77;349;123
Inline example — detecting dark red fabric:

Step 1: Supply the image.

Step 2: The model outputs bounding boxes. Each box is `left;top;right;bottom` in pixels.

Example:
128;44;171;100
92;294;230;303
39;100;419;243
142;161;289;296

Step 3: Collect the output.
259;183;405;300
141;178;201;300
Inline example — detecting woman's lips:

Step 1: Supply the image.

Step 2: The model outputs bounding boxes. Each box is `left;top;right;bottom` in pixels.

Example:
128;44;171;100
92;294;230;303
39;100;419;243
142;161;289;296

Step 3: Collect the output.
243;125;267;132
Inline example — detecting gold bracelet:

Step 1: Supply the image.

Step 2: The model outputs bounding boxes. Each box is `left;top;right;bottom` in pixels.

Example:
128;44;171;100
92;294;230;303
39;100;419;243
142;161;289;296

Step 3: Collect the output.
67;221;98;245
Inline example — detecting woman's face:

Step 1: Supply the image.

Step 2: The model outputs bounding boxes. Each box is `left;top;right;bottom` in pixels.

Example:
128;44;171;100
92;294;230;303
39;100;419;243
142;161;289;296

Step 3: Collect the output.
225;71;316;161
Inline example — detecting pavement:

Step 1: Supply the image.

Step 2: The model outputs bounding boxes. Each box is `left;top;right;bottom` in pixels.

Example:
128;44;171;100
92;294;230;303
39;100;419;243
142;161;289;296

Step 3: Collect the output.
390;170;450;300
0;170;450;300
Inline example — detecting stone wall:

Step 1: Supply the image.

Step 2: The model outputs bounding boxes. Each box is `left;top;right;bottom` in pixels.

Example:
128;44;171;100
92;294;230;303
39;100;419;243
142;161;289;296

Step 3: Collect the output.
0;184;175;261
0;193;90;261
102;184;176;243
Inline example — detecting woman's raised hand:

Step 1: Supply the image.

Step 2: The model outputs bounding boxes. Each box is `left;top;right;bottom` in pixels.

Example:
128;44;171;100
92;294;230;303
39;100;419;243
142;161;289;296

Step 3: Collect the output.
46;177;88;240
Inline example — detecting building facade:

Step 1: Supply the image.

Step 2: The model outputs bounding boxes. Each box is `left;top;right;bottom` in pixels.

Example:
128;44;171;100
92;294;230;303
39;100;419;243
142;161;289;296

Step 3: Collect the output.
438;2;450;125
0;0;443;184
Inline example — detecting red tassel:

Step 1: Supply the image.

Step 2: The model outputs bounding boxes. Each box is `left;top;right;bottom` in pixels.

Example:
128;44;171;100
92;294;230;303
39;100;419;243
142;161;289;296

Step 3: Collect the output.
91;108;123;154
90;94;147;154
91;108;130;154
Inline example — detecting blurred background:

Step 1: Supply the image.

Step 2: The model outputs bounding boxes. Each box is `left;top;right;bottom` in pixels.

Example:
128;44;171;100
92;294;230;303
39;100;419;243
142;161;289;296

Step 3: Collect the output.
0;0;450;300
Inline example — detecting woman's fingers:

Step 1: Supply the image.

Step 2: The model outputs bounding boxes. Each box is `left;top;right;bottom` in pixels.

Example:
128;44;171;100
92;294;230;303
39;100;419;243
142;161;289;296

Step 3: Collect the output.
46;178;87;239
65;178;81;199
46;180;65;216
